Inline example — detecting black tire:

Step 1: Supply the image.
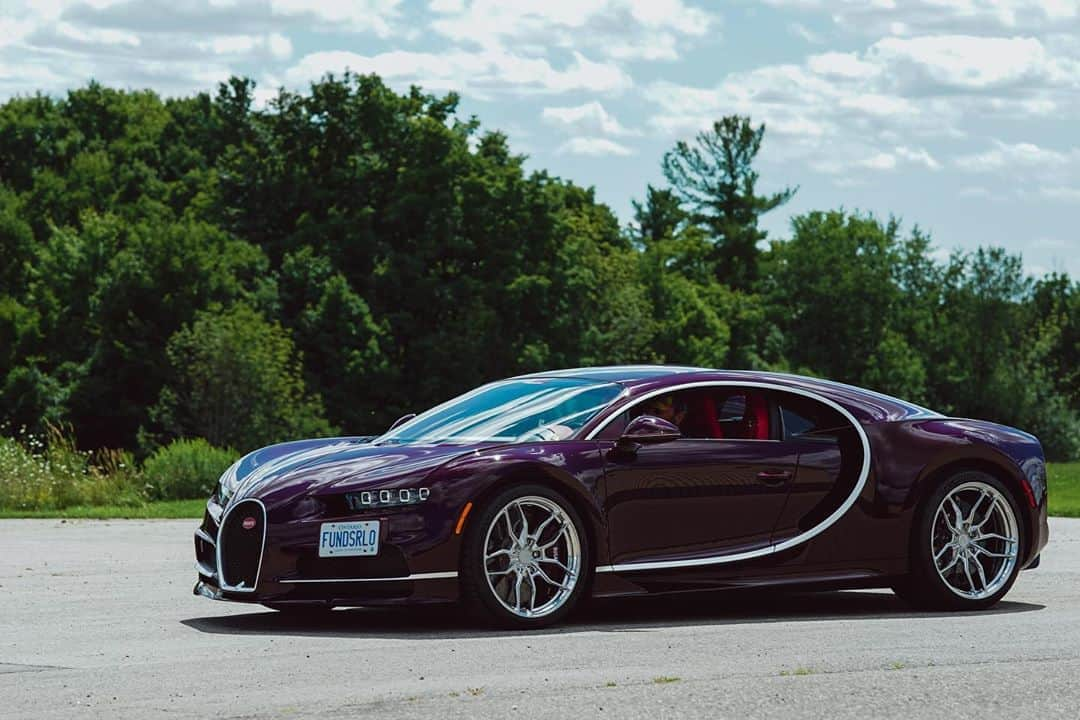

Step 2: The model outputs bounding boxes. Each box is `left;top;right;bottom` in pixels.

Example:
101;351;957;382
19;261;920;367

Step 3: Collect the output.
896;470;1024;611
460;483;592;629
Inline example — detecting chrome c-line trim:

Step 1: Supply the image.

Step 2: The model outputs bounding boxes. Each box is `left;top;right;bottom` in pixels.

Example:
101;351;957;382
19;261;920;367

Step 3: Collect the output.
586;380;872;573
279;571;458;584
215;497;268;593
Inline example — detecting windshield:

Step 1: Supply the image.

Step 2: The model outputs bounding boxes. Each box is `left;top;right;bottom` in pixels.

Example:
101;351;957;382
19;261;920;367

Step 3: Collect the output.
375;378;623;445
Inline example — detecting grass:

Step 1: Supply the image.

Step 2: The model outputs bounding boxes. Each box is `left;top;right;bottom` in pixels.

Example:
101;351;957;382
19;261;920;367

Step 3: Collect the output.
652;676;680;684
779;667;815;677
1048;462;1080;518
0;499;206;519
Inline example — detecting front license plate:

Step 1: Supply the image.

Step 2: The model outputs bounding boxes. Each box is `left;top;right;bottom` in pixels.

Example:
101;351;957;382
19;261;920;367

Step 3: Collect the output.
319;521;380;557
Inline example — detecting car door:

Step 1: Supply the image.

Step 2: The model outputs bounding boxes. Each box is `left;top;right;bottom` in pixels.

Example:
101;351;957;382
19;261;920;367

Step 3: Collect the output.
768;391;861;546
600;387;800;565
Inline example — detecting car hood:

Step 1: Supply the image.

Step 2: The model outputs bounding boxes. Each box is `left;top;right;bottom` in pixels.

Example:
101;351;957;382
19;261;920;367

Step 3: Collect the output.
232;440;494;506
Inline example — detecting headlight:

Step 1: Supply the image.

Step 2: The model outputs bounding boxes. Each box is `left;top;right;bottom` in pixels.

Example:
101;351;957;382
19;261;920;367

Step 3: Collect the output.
216;460;241;503
345;487;430;511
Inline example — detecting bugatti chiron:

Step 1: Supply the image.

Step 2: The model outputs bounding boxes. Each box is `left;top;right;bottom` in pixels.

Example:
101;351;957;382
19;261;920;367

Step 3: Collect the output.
193;366;1049;628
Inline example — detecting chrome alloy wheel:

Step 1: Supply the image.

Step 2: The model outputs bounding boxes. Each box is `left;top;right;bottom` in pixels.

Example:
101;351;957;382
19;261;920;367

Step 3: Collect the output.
931;481;1020;600
482;495;582;619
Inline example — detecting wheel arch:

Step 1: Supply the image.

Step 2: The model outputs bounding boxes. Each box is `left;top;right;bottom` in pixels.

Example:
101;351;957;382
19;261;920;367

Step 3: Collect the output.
910;456;1034;566
453;462;606;572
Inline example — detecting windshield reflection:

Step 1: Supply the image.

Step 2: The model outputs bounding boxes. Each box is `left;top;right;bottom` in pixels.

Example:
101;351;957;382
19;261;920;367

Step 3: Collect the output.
375;378;622;445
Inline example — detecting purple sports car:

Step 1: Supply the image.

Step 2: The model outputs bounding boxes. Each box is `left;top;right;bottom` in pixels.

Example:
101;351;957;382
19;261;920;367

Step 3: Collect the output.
194;366;1049;628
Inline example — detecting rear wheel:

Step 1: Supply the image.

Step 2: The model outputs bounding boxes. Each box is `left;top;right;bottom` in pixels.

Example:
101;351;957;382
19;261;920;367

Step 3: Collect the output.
460;484;591;629
894;471;1023;610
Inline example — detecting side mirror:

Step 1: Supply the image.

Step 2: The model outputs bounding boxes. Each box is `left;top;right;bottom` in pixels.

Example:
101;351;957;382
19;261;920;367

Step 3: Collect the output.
617;415;681;450
388;413;416;431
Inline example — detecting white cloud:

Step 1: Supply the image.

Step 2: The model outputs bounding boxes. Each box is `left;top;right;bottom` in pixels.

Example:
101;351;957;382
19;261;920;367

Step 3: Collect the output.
763;0;1080;35
644;28;1080;182
896;145;942;169
788;22;823;44
955;140;1076;171
807;51;880;79
557;137;634;156
429;0;717;62
284;49;631;96
861;152;897;170
868;35;1072;92
542;101;637;136
199;33;292;60
268;0;403;36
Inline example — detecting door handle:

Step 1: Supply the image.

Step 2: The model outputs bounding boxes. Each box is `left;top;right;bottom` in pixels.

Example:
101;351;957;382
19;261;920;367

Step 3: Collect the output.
756;470;792;486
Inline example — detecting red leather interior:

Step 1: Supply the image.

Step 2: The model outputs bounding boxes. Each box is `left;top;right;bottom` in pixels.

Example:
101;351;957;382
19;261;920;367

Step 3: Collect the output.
683;393;723;439
745;392;770;440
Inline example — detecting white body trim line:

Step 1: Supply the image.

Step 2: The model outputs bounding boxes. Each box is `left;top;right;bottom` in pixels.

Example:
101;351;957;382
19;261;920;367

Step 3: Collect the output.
215;498;268;592
586;380;873;573
280;571;458;584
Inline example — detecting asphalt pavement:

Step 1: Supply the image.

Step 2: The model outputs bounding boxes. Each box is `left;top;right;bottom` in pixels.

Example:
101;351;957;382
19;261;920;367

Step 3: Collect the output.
3;517;1079;719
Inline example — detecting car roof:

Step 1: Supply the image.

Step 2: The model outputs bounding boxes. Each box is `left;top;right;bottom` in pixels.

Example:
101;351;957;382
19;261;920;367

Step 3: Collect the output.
514;365;941;423
513;365;706;383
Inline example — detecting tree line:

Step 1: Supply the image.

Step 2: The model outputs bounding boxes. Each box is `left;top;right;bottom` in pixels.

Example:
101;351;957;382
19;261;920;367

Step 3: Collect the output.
1;74;1077;460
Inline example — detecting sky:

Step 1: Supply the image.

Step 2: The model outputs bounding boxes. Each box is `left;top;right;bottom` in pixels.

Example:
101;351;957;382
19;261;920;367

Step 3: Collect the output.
1;0;1078;277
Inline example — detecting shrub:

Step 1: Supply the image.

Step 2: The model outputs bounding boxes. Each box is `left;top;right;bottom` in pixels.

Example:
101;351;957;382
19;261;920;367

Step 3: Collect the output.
148;304;335;452
143;438;237;500
0;425;144;510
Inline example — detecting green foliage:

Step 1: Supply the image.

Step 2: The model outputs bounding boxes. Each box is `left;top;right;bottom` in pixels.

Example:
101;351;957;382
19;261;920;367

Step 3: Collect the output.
149;304;334;452
0;75;1076;468
662;115;796;289
0;426;143;510
142;438;237;500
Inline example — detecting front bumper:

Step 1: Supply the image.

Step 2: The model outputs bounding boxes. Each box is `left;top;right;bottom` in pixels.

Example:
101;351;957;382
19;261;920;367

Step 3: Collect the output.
193;495;462;606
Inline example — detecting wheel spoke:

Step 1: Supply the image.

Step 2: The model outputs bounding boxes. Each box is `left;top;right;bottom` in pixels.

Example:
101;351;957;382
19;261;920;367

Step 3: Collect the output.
934;542;955;564
516;502;530;542
972;555;989;591
531;511;559;542
962;557;978;593
526;573;537;613
966;489;989;525
513;571;524;611
533;566;574;593
971;543;1013;559
502;508;514;538
973;499;998;531
939;554;961;574
976;532;1016;544
538;523;568;550
539;555;572;574
946;497;964;532
485;548;512;562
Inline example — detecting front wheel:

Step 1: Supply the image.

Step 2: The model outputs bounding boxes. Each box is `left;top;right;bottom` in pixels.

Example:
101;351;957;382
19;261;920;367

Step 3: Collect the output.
896;471;1023;610
460;484;591;629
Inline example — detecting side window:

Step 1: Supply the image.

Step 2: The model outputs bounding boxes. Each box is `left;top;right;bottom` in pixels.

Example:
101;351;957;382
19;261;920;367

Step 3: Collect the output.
710;389;771;440
595;410;630;441
777;393;846;441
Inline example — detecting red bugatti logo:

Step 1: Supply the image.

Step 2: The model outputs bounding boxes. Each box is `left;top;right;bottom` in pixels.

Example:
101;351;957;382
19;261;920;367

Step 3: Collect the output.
242;517;256;530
